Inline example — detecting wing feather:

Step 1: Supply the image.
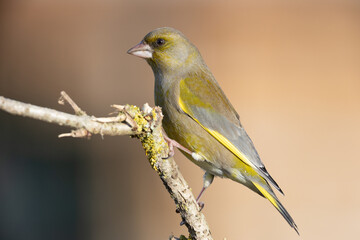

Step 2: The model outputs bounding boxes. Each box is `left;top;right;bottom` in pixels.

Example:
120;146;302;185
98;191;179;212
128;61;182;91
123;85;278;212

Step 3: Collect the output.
179;74;283;193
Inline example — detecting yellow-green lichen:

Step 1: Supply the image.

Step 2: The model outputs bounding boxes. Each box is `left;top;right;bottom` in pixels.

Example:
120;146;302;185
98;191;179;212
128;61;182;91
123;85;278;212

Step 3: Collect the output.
178;235;191;240
129;106;166;174
180;202;189;212
127;105;149;132
140;132;160;173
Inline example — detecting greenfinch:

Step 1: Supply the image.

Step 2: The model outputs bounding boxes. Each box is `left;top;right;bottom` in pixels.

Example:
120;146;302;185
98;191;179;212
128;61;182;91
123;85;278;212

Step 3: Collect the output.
128;27;298;234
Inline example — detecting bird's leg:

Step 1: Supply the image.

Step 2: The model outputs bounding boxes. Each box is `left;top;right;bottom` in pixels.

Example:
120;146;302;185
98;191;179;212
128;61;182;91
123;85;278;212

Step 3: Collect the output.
180;173;214;226
163;133;207;163
196;172;214;211
163;134;192;158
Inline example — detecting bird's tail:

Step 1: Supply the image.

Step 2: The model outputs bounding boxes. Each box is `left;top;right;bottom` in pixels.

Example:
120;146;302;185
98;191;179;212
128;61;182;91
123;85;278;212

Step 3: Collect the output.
252;181;299;235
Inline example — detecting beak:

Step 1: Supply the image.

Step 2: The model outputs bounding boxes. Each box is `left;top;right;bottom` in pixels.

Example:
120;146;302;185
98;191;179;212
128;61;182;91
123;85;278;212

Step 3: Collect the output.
127;41;153;59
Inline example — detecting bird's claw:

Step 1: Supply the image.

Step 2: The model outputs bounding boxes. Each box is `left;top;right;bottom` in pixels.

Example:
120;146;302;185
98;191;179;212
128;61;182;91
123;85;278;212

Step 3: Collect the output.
162;141;175;159
198;201;205;211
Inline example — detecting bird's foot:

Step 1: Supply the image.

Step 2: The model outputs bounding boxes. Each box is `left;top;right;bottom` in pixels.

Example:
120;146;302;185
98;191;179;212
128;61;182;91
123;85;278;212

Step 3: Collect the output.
163;137;175;159
197;201;205;211
163;134;192;159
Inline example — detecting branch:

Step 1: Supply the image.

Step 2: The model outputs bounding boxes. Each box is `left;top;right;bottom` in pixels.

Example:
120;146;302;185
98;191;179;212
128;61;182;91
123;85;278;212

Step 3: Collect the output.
0;93;213;240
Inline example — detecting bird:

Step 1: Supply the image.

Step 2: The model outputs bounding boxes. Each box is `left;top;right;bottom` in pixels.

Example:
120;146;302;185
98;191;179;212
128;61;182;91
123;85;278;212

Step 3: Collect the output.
127;27;298;234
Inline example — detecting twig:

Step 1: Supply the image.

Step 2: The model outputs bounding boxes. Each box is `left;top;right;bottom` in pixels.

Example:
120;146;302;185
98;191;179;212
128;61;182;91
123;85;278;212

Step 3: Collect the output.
58;91;85;115
0;93;213;240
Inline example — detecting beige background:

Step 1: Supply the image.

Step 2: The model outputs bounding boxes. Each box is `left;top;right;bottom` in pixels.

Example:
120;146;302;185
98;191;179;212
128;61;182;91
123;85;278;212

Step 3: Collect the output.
1;1;359;240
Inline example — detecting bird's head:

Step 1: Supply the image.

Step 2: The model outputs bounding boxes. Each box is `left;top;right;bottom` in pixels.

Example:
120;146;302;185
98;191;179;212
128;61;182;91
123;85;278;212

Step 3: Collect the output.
127;27;202;75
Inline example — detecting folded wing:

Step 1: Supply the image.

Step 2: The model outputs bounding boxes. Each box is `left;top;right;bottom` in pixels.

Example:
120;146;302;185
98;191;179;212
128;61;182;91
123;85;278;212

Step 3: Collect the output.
178;74;283;194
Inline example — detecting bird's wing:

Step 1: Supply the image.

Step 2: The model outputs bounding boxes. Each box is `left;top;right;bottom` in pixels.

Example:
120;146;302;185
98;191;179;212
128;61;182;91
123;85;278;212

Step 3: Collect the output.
178;74;283;194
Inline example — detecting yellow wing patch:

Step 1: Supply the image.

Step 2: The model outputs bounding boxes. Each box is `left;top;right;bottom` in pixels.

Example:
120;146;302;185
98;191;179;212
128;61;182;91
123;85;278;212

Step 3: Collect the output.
178;97;256;169
208;129;255;168
252;182;279;210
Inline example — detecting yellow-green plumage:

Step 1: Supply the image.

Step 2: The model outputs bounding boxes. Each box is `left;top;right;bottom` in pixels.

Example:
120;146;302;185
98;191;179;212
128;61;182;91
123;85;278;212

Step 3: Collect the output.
128;27;298;234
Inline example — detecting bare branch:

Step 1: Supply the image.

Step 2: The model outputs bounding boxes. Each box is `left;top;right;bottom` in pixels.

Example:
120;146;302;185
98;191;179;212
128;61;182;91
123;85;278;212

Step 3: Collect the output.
0;96;135;136
0;94;213;240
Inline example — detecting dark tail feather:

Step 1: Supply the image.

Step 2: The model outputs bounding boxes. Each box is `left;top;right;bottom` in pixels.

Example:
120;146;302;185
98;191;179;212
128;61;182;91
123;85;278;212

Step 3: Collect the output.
259;166;284;195
252;181;299;235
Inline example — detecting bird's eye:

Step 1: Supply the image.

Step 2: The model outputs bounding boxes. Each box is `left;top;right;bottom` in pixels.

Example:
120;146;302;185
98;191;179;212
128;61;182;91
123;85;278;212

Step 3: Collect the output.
155;38;165;46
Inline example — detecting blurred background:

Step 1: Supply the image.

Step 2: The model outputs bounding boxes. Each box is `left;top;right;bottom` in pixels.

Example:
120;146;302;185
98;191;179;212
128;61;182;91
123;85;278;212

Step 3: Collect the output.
0;0;359;239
